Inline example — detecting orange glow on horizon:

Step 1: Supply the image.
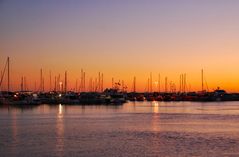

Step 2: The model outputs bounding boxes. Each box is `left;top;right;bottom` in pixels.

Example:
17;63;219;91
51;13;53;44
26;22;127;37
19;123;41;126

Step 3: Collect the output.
1;58;239;93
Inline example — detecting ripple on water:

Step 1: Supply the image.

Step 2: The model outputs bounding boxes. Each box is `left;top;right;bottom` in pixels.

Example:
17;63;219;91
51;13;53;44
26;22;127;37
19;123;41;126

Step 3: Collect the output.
1;102;239;157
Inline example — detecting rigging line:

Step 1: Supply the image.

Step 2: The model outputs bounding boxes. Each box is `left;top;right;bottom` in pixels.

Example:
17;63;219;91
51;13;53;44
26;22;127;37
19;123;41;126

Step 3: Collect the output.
0;59;8;88
204;75;209;91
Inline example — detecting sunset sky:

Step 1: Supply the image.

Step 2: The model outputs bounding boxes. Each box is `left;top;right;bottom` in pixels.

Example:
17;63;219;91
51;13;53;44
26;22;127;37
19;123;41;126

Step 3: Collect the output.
1;0;239;92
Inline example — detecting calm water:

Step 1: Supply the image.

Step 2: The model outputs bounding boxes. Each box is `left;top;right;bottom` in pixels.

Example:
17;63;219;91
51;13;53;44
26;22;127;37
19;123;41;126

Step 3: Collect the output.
1;101;239;157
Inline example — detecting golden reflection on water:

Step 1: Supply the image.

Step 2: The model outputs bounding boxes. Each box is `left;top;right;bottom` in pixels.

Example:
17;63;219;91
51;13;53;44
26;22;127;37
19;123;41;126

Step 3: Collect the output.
11;109;18;154
150;101;161;152
56;104;64;156
152;101;159;113
151;101;160;132
58;104;63;117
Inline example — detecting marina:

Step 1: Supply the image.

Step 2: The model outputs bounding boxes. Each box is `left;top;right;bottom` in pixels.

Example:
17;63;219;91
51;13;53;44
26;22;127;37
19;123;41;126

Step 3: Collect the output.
2;1;239;156
1;57;239;106
2;89;239;106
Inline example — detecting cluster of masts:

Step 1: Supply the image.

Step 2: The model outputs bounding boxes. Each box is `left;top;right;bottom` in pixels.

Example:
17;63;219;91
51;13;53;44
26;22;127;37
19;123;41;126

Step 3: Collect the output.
1;57;208;93
88;72;104;92
37;69;104;93
146;73;190;93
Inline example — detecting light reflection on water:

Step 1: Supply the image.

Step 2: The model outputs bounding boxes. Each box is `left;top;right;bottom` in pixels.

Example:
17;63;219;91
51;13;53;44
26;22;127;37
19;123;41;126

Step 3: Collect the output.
152;102;160;133
56;104;64;157
1;101;239;156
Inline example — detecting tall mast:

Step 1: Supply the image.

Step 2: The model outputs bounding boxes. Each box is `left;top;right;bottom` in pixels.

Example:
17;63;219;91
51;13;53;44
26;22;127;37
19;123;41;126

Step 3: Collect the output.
158;73;160;93
0;58;9;91
7;57;10;92
201;69;204;91
182;74;184;93
49;71;52;91
88;78;91;92
0;71;2;91
181;74;183;93
75;79;78;92
58;74;60;92
101;73;103;92
40;68;43;92
94;80;96;92
165;77;168;93
42;77;44;92
54;76;56;91
24;76;26;91
150;72;152;93
169;81;172;93
89;77;92;92
133;76;136;93
0;71;2;85
64;71;67;93
21;76;24;91
80;69;83;92
181;74;183;92
83;72;86;92
98;72;100;92
184;73;186;93
91;77;93;92
179;74;181;93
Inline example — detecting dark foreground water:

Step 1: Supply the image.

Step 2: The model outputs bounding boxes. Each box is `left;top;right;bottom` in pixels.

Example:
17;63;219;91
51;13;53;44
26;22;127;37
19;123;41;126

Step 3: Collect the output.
1;101;239;157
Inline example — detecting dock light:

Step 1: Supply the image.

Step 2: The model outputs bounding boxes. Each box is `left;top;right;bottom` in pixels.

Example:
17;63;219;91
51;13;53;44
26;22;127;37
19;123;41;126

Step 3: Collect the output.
59;94;62;97
33;94;37;98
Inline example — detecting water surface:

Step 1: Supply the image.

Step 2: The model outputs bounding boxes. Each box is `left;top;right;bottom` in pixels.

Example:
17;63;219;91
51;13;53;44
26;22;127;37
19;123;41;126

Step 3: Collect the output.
1;101;239;157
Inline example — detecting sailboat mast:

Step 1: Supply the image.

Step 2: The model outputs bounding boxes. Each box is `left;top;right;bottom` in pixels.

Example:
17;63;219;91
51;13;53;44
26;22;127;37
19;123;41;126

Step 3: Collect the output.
165;77;168;93
64;71;67;93
42;77;44;92
24;76;26;91
21;76;24;91
201;69;204;91
98;72;100;92
49;71;52;91
75;79;78;92
133;76;136;93
184;73;186;93
158;74;160;93
54;76;56;91
179;74;181;93
150;72;152;93
83;71;85;92
101;73;103;92
40;68;43;92
7;57;10;92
